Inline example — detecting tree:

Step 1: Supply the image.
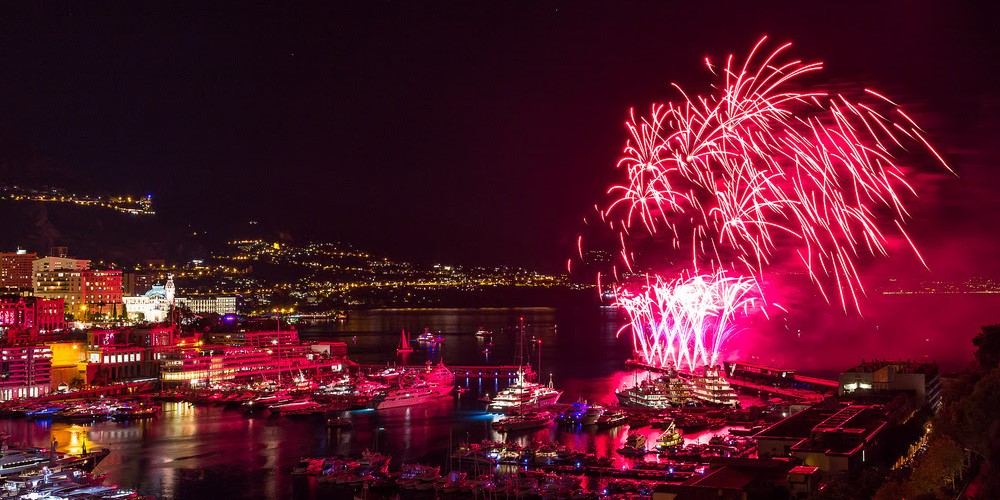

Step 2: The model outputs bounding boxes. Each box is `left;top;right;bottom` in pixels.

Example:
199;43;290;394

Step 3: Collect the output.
973;324;1000;373
873;480;912;500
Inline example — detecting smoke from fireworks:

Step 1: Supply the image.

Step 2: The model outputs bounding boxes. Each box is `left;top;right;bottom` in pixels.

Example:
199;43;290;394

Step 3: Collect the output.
595;37;950;369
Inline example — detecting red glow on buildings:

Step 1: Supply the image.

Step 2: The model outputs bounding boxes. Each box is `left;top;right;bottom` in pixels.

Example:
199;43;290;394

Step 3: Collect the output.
0;296;66;342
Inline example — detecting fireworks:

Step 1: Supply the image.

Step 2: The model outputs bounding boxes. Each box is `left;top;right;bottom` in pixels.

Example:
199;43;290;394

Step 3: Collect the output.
597;37;949;369
615;272;759;371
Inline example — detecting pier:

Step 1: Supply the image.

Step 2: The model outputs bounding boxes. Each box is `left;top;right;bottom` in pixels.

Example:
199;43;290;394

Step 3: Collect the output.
358;364;529;380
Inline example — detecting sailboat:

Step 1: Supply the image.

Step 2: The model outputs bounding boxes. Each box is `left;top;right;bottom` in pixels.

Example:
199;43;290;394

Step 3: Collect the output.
397;329;414;354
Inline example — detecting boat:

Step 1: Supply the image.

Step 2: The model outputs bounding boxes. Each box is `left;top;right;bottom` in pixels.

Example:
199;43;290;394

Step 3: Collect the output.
475;327;492;337
419;360;456;386
580;403;605;425
416;328;437;343
396;463;440;489
376;384;449;410
268;399;322;416
111;404;162;420
487;318;561;413
491;411;554;433
595;410;627;428
616;433;648;457
396;329;414;354
487;371;562;413
615;369;694;409
689;365;740;407
675;414;713;433
655;421;684;450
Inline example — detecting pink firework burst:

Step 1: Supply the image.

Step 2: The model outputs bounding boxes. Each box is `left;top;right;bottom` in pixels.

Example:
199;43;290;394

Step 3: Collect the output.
615;271;760;371
602;37;951;311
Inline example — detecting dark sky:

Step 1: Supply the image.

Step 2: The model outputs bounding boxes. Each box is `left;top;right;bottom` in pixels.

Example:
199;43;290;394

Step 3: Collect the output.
0;2;998;273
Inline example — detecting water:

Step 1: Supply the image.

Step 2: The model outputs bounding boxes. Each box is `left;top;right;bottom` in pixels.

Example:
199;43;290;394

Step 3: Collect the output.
0;298;994;499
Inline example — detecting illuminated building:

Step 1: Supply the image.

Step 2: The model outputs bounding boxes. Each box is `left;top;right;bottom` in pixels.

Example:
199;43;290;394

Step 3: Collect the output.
81;270;123;316
32;256;123;317
175;295;236;315
0;345;52;401
32;256;89;314
86;345;156;385
123;274;175;323
0;250;37;290
48;341;86;389
157;345;283;386
838;360;942;412
0;296;66;342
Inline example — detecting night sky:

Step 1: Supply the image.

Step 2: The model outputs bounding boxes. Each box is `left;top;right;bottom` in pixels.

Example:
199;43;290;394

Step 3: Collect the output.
0;2;998;273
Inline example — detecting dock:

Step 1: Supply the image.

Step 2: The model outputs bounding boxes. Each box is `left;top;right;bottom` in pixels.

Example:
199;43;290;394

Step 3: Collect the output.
358;364;529;380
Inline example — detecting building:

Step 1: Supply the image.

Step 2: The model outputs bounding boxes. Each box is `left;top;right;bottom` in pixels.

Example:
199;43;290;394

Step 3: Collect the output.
0;296;66;342
158;345;283;386
81;270;123;317
838;360;942;412
0;250;37;290
756;402;888;475
176;296;237;316
123;275;175;323
0;345;52;400
48;341;86;389
157;340;345;387
32;256;89;315
85;345;157;385
122;271;158;296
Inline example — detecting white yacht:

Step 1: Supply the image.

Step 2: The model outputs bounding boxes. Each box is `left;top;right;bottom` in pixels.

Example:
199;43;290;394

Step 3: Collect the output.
487;370;561;413
690;366;740;407
377;384;448;410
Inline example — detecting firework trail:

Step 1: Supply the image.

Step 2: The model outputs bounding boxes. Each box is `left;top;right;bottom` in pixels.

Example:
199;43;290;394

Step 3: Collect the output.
594;37;949;370
602;36;950;311
615;271;759;371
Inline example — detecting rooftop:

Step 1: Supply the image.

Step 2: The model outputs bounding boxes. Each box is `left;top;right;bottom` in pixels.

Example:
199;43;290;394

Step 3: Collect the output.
843;359;939;375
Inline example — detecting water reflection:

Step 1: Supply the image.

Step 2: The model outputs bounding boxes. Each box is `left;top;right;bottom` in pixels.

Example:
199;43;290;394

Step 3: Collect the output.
0;299;986;499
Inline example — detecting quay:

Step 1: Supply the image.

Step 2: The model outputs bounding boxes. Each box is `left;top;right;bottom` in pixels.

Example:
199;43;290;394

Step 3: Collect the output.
358;364;528;379
36;380;157;402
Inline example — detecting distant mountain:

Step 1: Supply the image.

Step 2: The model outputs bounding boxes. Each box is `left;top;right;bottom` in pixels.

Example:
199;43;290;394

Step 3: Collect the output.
0;200;211;264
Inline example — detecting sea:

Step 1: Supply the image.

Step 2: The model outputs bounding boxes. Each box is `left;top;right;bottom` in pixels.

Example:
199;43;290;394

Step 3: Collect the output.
0;295;997;499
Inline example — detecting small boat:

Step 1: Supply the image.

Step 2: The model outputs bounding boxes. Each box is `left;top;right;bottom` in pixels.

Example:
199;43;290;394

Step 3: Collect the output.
617;432;648;457
475;327;492;337
478;393;491;403
596;411;627;429
396;329;414;354
655;422;684;450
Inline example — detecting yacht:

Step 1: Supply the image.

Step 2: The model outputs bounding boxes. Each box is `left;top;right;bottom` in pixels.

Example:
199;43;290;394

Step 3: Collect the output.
416;328;437;343
0;450;51;477
487;370;561;413
616;369;695;409
690;366;740;407
655;421;684;450
491;411;554;433
377;383;449;410
268;399;323;416
616;433;648;457
418;360;456;386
